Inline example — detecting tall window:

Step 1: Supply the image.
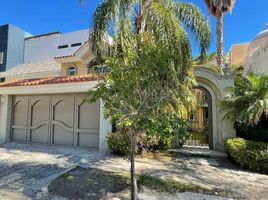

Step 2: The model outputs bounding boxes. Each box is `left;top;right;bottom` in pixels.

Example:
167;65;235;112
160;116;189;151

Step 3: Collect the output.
68;65;77;76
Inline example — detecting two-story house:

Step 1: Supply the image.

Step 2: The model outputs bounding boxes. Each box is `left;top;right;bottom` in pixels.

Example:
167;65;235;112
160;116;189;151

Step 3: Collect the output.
0;38;111;152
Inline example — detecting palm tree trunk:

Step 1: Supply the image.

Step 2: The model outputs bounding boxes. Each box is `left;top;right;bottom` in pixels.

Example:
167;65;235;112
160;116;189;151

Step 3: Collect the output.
135;0;143;34
216;11;224;69
130;128;138;200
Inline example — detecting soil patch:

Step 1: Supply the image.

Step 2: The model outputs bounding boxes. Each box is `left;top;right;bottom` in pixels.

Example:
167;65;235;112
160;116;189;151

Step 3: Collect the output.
48;167;130;200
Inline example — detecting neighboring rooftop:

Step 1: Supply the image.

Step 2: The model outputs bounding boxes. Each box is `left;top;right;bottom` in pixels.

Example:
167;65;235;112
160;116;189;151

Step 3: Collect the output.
0;60;61;78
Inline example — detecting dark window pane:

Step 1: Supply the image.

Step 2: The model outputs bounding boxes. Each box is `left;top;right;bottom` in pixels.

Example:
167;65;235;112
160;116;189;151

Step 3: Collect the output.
68;66;76;76
58;45;68;49
71;43;82;47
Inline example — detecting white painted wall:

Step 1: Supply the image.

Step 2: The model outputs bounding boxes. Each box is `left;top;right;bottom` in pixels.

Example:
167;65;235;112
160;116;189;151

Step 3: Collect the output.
244;42;268;74
243;24;268;75
24;29;89;63
99;99;112;152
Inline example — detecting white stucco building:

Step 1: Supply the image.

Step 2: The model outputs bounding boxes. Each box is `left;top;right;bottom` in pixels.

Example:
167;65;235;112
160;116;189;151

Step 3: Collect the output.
24;29;89;63
243;23;268;74
228;22;268;75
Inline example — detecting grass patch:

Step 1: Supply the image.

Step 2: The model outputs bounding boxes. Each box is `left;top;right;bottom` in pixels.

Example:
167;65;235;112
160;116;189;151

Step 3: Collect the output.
136;151;175;162
137;175;233;197
137;175;208;194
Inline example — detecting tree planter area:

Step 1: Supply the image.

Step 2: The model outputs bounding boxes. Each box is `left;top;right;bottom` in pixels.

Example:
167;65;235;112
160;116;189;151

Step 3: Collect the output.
48;167;230;200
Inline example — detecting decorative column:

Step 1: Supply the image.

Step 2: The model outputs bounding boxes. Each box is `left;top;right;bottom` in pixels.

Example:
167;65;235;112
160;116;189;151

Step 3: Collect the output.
0;95;12;143
99;99;112;152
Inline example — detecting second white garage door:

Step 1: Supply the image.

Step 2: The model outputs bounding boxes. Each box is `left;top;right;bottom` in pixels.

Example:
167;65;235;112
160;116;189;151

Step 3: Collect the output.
11;94;100;149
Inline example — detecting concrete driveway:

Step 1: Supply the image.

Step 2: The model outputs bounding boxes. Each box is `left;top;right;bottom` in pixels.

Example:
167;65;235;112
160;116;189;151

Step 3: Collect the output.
1;142;268;200
0;143;108;199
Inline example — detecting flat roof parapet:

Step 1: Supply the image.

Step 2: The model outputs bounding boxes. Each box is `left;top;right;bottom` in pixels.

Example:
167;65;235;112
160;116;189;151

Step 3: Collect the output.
25;32;61;41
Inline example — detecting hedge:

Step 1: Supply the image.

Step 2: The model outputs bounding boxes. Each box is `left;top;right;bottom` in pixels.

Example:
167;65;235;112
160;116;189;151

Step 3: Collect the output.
224;138;268;173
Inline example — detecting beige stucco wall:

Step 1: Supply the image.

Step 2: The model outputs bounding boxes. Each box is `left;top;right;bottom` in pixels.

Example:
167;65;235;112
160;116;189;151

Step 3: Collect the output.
228;43;249;65
61;61;88;76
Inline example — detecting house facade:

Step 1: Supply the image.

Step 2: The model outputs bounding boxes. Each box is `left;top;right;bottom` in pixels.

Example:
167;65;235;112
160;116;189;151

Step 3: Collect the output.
0;25;237;152
0;28;111;152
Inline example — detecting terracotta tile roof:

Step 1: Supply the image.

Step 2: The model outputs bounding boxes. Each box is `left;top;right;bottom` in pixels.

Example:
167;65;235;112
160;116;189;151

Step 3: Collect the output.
54;54;74;59
0;74;102;87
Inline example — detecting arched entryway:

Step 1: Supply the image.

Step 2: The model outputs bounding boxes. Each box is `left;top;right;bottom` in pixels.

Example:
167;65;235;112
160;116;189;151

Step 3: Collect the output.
186;86;213;149
176;67;236;152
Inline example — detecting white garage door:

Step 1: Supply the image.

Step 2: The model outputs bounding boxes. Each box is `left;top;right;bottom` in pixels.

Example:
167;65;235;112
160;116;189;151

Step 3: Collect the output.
11;94;100;148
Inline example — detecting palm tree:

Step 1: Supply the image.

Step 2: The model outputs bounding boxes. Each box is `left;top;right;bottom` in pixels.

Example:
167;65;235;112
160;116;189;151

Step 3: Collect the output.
90;0;211;59
85;1;211;199
203;0;235;69
222;74;268;125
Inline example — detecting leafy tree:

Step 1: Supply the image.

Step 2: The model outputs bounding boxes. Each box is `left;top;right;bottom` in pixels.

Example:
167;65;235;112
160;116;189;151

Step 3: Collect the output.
87;1;211;199
222;73;268;125
203;0;236;68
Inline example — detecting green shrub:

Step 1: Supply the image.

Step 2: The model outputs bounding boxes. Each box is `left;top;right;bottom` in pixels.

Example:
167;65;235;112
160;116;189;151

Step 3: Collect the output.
153;136;173;151
224;138;268;173
147;113;190;148
107;130;158;155
107;131;131;155
107;113;190;154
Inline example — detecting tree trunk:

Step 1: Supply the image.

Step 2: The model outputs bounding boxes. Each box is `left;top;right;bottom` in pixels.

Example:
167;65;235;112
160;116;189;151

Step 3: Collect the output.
130;128;138;200
216;11;224;69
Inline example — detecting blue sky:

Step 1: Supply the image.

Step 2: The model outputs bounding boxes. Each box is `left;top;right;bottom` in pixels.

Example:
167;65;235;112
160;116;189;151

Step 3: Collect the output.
0;0;267;56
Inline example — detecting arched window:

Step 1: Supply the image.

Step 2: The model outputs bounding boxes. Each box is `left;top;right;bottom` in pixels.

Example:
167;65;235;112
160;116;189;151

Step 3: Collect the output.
68;65;77;76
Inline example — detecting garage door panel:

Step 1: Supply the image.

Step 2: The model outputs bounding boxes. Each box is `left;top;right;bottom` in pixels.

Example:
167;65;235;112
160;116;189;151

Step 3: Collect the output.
78;133;99;148
13;129;27;141
31;97;50;125
78;100;100;130
52;97;75;146
53;125;74;146
30;124;49;144
53;97;74;128
13;98;28;126
30;97;50;144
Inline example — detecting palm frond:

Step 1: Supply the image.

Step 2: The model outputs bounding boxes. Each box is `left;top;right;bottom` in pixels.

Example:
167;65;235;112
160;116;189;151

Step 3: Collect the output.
174;2;212;57
203;0;236;16
222;73;268;125
91;0;134;56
